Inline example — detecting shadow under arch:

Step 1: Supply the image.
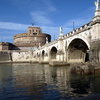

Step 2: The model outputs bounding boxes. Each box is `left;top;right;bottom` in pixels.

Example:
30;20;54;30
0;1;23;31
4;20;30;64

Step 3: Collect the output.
42;50;45;60
37;52;38;57
50;46;58;60
67;38;89;63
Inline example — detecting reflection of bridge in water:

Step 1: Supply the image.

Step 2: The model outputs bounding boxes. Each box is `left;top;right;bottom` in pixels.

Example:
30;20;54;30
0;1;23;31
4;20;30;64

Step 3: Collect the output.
11;63;92;98
10;63;100;99
33;1;100;65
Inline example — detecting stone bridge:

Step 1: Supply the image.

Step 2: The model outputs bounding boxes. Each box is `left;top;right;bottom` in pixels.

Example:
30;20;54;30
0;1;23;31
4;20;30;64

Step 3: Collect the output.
34;22;91;64
33;1;100;65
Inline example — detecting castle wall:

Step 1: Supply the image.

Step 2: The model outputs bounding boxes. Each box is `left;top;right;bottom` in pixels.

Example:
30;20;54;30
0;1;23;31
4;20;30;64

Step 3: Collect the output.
0;45;2;50
14;33;50;47
11;50;34;62
12;51;29;62
0;42;9;50
14;26;51;49
0;51;12;62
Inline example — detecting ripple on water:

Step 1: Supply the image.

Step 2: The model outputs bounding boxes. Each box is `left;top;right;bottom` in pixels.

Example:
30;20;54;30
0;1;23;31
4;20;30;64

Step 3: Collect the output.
0;63;100;100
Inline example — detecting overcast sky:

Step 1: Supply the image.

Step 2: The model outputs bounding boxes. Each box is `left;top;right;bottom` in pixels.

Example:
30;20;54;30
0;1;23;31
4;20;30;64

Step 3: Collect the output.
0;0;97;43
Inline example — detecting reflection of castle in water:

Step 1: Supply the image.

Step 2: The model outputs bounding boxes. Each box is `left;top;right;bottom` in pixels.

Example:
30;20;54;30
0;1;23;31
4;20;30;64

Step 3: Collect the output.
0;64;13;86
11;64;72;96
10;63;100;98
0;64;100;98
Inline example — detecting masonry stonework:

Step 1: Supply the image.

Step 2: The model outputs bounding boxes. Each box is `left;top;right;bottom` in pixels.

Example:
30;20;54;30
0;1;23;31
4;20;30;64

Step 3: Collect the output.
14;26;51;50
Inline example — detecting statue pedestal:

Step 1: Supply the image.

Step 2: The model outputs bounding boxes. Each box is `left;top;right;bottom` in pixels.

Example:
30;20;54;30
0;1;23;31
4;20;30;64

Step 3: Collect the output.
95;10;100;16
93;10;100;21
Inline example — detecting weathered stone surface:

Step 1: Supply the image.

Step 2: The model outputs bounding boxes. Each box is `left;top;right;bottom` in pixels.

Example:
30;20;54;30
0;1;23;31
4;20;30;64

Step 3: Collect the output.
39;61;49;64
70;63;95;74
89;40;100;64
73;94;100;100
0;51;12;62
14;26;51;49
49;61;69;66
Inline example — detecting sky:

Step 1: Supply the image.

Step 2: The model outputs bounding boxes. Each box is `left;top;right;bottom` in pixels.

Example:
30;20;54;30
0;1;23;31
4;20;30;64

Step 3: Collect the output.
0;0;97;43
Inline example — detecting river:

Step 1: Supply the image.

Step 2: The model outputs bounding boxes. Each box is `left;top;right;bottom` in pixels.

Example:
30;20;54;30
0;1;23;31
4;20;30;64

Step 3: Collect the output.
0;63;100;100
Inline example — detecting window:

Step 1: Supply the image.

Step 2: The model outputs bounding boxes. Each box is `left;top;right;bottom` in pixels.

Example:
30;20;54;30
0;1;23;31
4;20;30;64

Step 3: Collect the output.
33;33;37;35
29;30;31;33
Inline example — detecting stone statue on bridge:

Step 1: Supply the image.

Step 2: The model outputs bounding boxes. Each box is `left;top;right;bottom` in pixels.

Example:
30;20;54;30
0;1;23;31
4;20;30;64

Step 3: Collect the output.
60;27;63;36
59;27;63;39
46;37;48;44
95;0;100;10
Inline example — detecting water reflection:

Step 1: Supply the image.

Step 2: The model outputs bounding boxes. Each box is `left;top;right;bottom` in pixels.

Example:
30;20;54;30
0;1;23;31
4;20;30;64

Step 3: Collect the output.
0;63;100;100
11;63;71;99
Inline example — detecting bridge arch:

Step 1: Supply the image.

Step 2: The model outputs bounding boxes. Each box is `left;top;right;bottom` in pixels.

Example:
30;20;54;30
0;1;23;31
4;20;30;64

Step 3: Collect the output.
42;50;45;60
67;38;89;63
37;52;39;57
67;36;90;49
50;46;58;60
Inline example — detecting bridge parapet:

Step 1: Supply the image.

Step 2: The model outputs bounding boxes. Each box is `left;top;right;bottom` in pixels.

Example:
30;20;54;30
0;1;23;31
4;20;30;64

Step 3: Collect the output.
38;39;58;50
64;22;91;39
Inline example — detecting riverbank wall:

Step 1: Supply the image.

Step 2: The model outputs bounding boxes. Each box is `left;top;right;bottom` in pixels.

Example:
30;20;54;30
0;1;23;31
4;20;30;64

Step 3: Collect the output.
0;50;33;63
1;50;100;75
0;51;12;62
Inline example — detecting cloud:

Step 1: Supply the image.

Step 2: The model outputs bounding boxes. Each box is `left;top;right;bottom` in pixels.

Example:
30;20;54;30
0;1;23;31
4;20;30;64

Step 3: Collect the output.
2;36;13;40
0;21;72;42
63;18;91;29
30;11;53;26
42;0;57;12
0;35;13;43
10;0;57;26
10;0;35;11
41;26;72;40
29;0;57;26
0;22;29;30
10;0;57;13
0;21;55;38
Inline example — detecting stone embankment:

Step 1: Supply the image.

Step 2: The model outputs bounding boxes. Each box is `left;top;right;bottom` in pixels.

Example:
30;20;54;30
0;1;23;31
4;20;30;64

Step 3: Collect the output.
70;62;100;74
73;94;100;100
49;61;69;66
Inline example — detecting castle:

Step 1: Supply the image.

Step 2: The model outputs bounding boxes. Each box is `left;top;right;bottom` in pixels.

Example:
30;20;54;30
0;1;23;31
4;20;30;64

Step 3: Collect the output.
0;26;51;51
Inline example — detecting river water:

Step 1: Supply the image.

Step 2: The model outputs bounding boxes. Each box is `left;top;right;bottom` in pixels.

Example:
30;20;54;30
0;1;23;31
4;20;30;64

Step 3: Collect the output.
0;63;100;100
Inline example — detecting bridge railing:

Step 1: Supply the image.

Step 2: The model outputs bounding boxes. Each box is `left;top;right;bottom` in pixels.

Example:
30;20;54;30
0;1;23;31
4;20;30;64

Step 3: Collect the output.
65;22;91;38
36;22;92;50
38;39;58;49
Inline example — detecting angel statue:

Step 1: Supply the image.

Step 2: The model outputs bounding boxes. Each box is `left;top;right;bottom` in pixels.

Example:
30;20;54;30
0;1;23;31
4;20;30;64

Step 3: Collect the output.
95;0;100;10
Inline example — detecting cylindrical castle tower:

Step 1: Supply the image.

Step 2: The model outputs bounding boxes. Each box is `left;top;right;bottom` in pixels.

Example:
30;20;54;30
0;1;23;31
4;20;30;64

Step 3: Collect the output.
14;26;51;50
